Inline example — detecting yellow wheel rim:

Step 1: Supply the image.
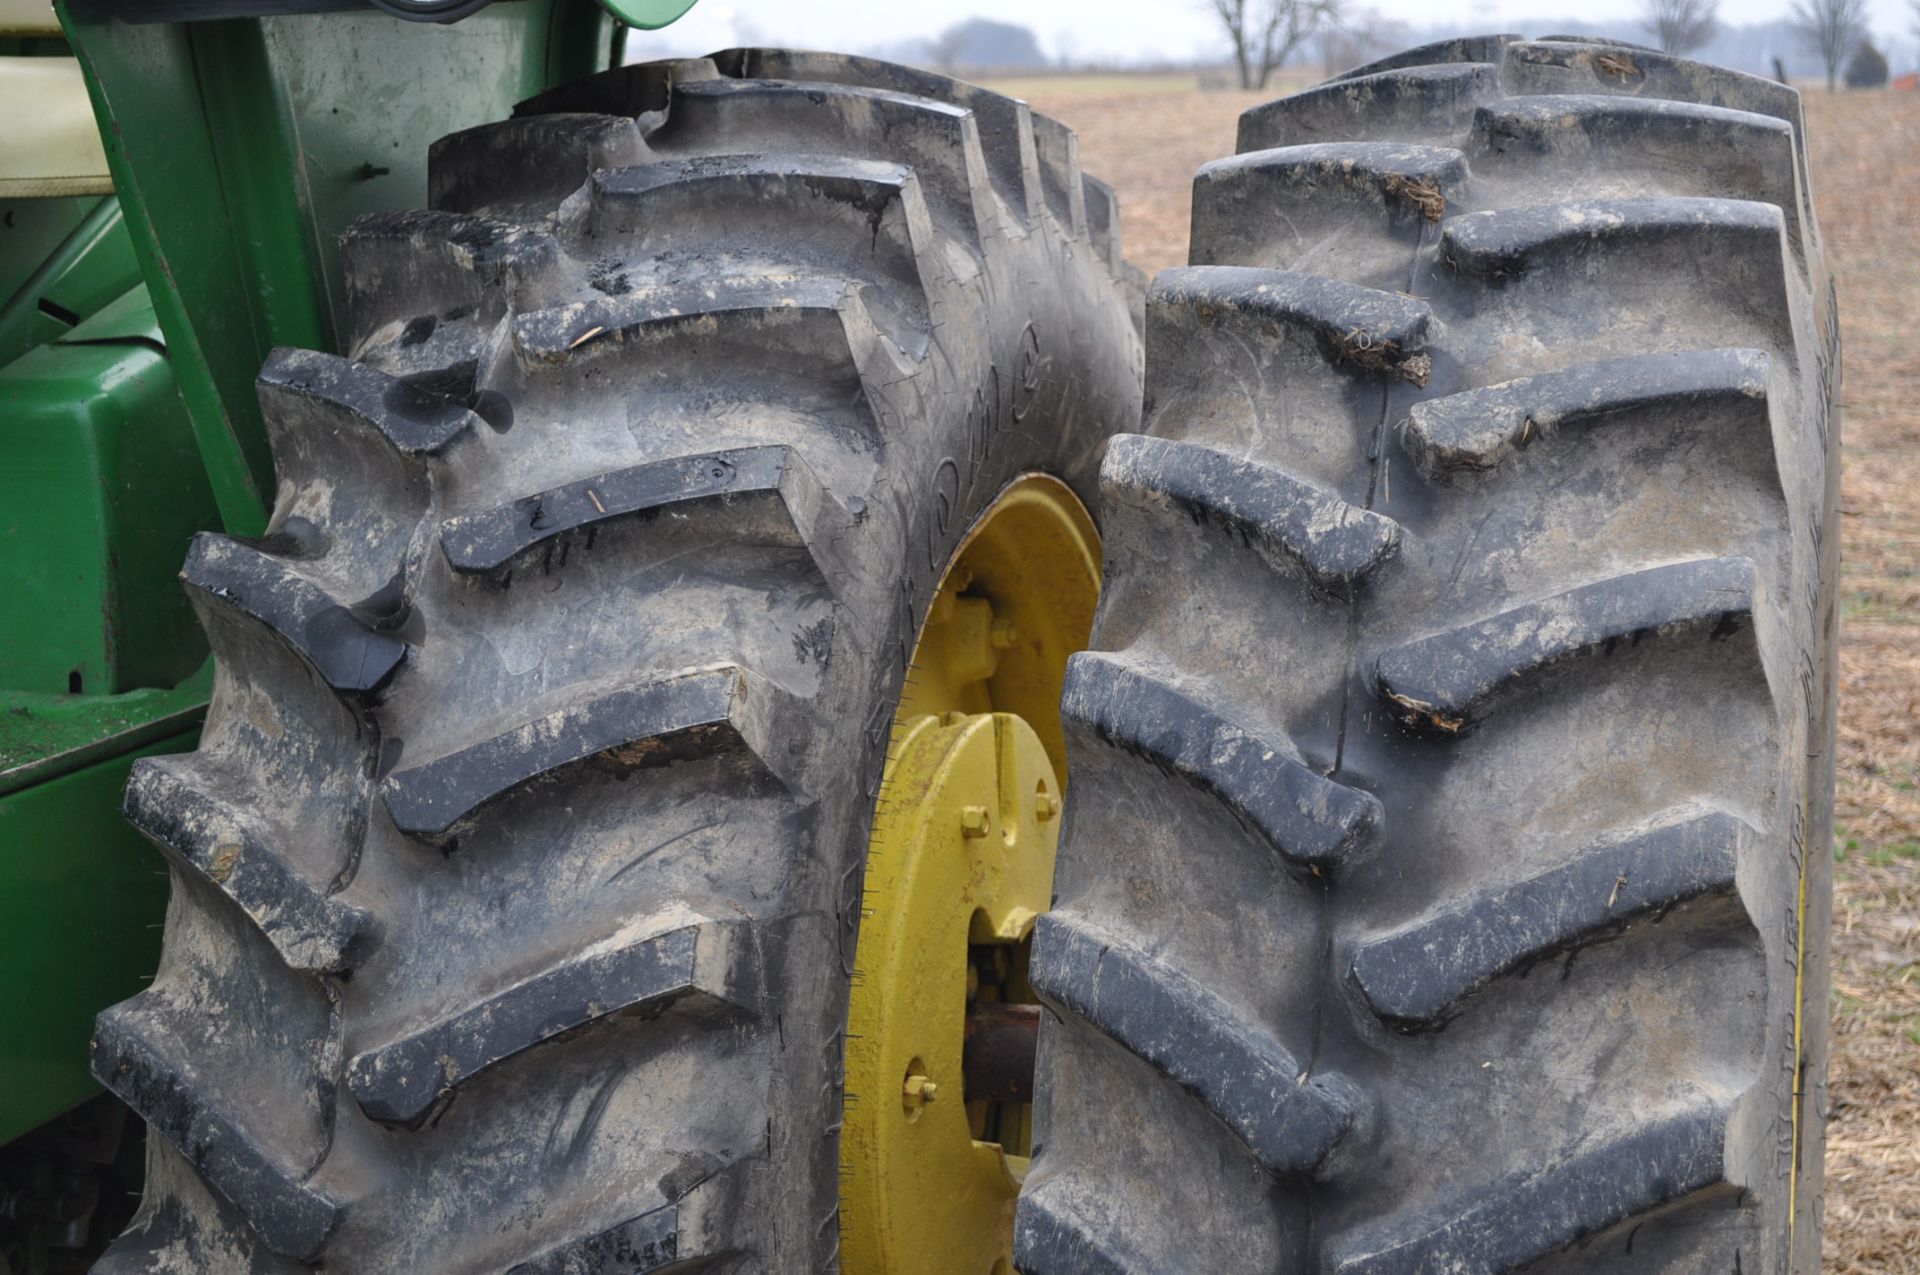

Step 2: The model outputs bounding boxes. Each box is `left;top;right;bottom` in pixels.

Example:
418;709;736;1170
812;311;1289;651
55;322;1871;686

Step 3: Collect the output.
841;474;1100;1275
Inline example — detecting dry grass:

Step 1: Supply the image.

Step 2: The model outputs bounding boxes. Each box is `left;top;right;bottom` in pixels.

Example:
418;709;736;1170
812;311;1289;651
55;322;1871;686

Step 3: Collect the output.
1020;77;1920;1271
1806;88;1920;1275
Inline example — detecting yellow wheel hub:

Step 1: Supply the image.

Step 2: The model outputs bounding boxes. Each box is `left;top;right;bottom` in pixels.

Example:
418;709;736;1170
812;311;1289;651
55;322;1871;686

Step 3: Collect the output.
842;475;1100;1275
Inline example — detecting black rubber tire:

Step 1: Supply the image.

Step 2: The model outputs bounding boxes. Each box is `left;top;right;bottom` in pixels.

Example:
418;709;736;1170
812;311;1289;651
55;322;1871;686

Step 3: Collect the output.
1019;34;1837;1275
91;50;1141;1272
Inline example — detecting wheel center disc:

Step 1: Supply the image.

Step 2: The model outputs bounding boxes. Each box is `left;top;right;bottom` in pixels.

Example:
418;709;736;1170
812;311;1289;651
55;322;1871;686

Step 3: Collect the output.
841;475;1100;1275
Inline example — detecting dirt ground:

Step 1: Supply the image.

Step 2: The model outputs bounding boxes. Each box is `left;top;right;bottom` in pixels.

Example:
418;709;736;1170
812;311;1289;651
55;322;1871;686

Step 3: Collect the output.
1010;76;1920;1272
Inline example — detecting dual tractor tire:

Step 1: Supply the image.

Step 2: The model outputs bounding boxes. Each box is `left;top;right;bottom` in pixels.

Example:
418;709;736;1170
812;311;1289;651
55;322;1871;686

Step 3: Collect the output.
1019;32;1838;1275
95;33;1835;1275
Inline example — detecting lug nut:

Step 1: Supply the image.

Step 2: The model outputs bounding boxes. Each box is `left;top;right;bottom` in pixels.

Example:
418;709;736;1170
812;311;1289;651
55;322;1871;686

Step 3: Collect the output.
960;806;990;837
1035;790;1061;821
991;618;1020;650
903;1073;940;1106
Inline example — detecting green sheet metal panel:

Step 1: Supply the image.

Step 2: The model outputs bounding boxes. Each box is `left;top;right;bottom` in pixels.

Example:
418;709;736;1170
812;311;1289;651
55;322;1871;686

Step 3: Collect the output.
0;664;211;798
59;8;276;533
0;195;142;366
0;197;97;318
0;728;197;1147
0;289;216;696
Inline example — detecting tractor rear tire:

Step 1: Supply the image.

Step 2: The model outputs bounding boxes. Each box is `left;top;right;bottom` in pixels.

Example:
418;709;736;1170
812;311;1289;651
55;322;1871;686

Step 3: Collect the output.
1019;34;1837;1275
91;51;1140;1272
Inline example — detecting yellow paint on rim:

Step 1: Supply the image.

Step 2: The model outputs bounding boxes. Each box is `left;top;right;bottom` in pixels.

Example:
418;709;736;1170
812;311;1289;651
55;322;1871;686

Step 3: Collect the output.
841;474;1100;1275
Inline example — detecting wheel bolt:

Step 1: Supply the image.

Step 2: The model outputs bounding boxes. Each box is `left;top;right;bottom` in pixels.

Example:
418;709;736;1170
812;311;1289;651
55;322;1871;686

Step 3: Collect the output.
960;806;990;837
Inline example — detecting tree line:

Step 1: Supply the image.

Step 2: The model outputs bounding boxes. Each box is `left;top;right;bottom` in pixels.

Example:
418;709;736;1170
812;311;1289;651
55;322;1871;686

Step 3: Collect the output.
1198;0;1909;91
905;1;1915;91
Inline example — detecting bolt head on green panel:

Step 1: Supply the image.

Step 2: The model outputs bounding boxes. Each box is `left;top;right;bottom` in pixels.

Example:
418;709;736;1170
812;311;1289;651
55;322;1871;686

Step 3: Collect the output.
597;0;698;29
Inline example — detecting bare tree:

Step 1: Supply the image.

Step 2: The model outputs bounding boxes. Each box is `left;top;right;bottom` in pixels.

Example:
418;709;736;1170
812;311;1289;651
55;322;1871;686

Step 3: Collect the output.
1316;7;1406;76
1640;0;1718;54
1053;27;1080;71
929;24;967;74
1207;0;1339;91
1791;0;1869;91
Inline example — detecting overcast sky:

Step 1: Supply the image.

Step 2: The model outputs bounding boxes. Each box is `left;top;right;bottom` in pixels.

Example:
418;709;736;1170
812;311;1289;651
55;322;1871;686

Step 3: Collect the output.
641;0;1919;66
